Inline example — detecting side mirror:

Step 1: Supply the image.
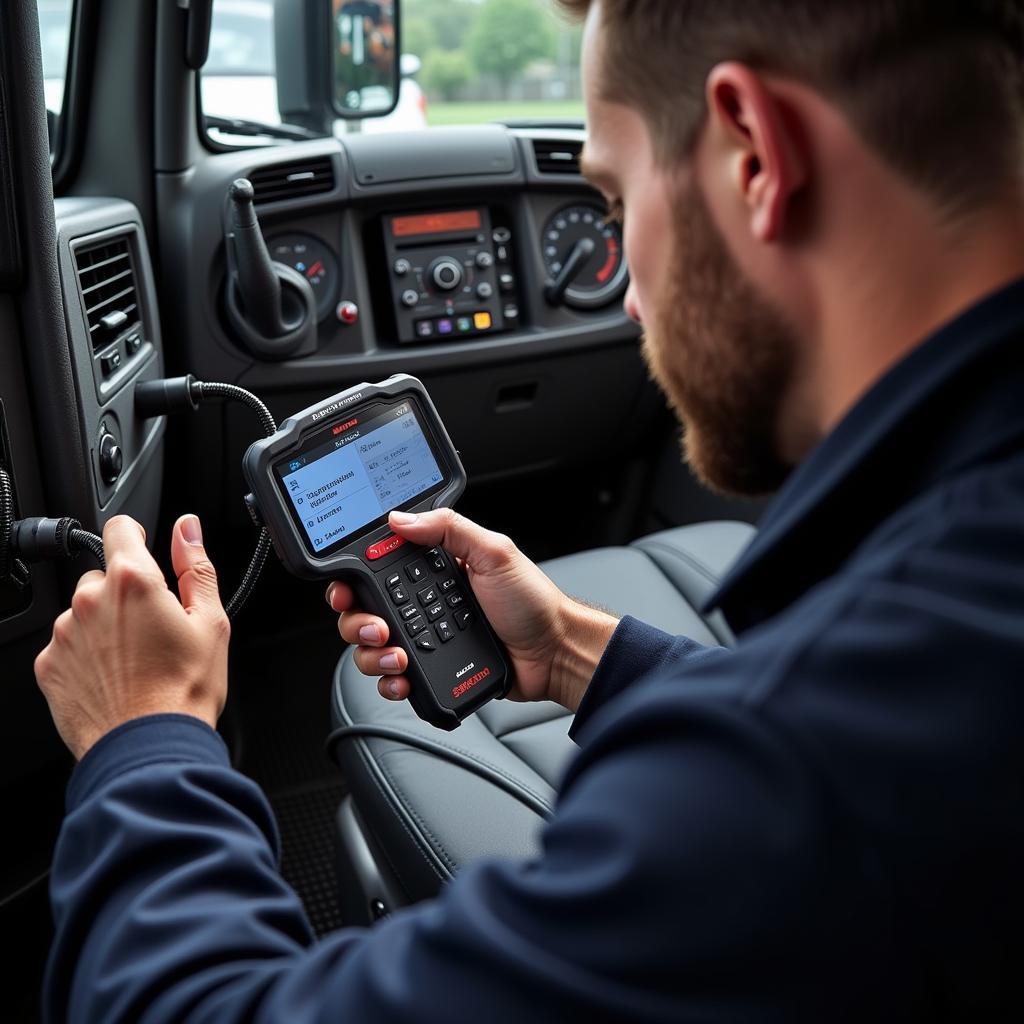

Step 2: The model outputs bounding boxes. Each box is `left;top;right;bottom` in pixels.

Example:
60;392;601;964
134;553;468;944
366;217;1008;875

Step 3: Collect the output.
331;0;401;119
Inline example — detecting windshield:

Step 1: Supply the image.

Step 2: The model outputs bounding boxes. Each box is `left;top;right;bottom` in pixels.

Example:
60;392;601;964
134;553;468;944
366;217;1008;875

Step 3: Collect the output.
200;0;583;144
38;0;75;155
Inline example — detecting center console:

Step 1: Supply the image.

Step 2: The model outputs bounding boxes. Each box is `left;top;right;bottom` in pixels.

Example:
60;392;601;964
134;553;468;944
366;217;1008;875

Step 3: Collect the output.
382;207;520;344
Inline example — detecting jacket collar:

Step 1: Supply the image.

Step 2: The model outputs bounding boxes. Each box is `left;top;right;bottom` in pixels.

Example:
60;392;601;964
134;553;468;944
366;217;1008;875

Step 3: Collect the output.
706;277;1024;633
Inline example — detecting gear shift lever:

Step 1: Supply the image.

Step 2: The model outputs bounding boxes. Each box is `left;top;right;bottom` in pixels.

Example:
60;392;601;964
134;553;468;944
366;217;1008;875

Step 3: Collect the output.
223;178;317;359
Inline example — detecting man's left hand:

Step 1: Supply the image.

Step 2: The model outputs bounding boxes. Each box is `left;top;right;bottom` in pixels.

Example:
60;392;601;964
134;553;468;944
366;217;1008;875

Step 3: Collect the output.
35;514;230;759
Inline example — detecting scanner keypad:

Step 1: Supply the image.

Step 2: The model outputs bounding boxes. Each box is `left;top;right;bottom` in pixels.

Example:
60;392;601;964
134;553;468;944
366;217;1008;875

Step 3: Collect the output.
390;547;471;650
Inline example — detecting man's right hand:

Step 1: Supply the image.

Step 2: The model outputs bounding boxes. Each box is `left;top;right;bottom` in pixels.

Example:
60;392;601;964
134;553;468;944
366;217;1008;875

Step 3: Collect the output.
326;509;619;712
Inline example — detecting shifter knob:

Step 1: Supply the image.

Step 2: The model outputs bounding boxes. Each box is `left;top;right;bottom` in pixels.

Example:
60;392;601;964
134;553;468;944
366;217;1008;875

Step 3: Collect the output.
228;178;284;336
230;178;254;203
223;178;317;360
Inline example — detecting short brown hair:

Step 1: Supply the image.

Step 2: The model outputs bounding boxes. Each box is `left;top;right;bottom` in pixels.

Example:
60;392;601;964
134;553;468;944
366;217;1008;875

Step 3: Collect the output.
560;0;1024;212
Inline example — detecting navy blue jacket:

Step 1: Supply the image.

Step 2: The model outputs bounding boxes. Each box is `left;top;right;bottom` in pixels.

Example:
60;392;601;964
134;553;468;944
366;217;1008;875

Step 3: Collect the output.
46;281;1024;1021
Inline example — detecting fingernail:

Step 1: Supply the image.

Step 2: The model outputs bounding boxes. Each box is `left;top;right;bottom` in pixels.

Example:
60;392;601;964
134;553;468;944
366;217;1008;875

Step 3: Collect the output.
388;680;401;698
390;511;418;526
325;583;337;606
182;515;203;546
359;624;381;643
380;653;400;671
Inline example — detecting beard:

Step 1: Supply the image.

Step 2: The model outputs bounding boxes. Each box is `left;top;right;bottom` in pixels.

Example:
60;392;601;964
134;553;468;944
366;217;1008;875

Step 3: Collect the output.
641;184;799;496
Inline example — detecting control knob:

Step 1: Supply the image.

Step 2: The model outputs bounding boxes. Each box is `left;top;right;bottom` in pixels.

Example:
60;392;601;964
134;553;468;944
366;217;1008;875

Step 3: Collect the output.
98;432;123;485
429;258;464;292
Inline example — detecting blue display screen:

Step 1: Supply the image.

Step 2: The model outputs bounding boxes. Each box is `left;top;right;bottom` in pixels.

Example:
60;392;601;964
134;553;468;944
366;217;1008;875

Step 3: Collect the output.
277;402;445;553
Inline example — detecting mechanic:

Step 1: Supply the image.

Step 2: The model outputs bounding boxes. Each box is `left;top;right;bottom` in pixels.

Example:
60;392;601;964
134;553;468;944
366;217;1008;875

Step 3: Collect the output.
37;1;1024;1020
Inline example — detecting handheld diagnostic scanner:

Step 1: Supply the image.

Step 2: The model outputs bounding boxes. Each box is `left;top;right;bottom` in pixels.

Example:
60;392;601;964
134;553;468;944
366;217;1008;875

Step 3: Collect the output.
242;375;510;729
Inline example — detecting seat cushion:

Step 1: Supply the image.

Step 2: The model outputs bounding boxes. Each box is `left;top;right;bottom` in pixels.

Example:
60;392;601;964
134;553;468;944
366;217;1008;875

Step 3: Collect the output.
330;520;754;905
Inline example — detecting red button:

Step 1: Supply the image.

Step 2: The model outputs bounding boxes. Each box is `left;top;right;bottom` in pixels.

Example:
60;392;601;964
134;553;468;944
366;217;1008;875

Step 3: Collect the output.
365;534;406;560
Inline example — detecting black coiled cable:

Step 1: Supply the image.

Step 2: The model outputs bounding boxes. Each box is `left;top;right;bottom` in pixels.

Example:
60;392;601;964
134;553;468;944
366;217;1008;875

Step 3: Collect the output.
0;466;29;587
0;466;106;581
193;380;276;437
192;381;277;620
68;528;107;571
1;379;276;617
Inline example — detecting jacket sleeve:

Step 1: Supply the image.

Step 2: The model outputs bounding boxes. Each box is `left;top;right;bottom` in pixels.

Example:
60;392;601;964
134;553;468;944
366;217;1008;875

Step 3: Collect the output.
569;614;728;741
46;665;835;1024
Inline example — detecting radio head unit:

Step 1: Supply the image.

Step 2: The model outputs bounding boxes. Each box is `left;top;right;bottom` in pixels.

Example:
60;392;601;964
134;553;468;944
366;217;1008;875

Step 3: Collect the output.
383;206;519;344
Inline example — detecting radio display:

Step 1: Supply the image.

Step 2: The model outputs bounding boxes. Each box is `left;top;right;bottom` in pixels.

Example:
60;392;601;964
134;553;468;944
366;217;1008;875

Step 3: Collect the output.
275;401;446;556
390;209;482;239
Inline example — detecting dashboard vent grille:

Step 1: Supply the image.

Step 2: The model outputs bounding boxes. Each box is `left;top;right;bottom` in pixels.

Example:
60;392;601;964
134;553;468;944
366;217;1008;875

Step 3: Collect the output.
249;157;336;204
73;236;140;350
532;139;583;175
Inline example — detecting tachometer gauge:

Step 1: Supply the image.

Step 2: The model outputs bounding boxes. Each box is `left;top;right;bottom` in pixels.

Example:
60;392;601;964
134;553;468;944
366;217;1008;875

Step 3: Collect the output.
268;233;339;320
541;204;627;310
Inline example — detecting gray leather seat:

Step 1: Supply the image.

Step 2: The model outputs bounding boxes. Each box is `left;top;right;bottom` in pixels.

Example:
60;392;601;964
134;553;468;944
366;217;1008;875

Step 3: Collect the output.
330;522;754;921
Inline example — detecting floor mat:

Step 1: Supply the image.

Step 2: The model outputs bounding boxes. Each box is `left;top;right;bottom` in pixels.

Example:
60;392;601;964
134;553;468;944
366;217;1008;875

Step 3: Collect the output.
232;620;352;936
271;779;348;937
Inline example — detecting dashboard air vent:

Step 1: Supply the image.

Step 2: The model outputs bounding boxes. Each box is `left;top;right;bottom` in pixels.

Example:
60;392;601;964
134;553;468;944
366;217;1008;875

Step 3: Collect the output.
73;236;140;350
249;157;336;204
532;138;583;175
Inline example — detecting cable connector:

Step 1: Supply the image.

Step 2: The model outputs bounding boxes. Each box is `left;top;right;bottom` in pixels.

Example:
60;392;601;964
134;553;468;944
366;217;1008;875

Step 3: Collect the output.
11;516;78;562
134;375;201;418
9;517;107;570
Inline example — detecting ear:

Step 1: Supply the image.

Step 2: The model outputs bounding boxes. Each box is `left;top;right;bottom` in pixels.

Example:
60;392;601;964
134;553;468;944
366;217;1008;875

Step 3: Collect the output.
704;62;808;242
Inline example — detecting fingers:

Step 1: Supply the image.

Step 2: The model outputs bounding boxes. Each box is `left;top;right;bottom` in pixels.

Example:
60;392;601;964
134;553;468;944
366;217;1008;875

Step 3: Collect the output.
388;509;517;573
338;611;390;646
377;675;411;701
353;644;407;677
325;581;356;613
170;515;227;624
102;515;150;564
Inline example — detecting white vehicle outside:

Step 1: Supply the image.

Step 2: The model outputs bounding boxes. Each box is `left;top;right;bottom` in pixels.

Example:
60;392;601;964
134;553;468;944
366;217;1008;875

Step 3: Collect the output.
200;0;428;134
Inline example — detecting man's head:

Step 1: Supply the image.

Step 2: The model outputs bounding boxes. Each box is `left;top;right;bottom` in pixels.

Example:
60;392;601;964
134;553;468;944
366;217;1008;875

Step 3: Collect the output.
563;0;1024;494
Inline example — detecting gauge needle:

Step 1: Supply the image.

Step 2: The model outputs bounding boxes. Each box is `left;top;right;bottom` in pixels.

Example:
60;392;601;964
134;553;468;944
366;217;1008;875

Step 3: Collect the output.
306;260;324;278
544;237;596;306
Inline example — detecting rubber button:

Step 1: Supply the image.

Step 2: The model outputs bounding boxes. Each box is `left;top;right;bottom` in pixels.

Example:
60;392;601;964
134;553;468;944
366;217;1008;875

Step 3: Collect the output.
455;608;472;630
405;559;428;583
366;535;406;561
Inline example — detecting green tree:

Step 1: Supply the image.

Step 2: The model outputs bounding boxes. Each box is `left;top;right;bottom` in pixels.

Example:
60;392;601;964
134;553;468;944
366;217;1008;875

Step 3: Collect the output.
423;49;472;101
401;16;436;61
468;0;554;99
404;0;481;53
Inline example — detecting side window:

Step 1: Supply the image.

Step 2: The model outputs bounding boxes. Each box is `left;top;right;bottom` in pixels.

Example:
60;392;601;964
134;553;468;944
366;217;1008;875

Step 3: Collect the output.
37;0;76;157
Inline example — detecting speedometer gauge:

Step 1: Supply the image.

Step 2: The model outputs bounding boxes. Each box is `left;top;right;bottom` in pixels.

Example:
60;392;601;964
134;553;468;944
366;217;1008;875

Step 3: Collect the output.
541;204;627;310
268;233;339;320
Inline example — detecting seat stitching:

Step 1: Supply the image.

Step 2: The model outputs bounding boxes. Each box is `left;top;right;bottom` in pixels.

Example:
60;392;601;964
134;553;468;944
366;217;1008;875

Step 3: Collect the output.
336;664;552;874
374;755;459;874
637;539;721;586
494;713;573;742
381;732;557;813
335;669;450;885
350;735;451;884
